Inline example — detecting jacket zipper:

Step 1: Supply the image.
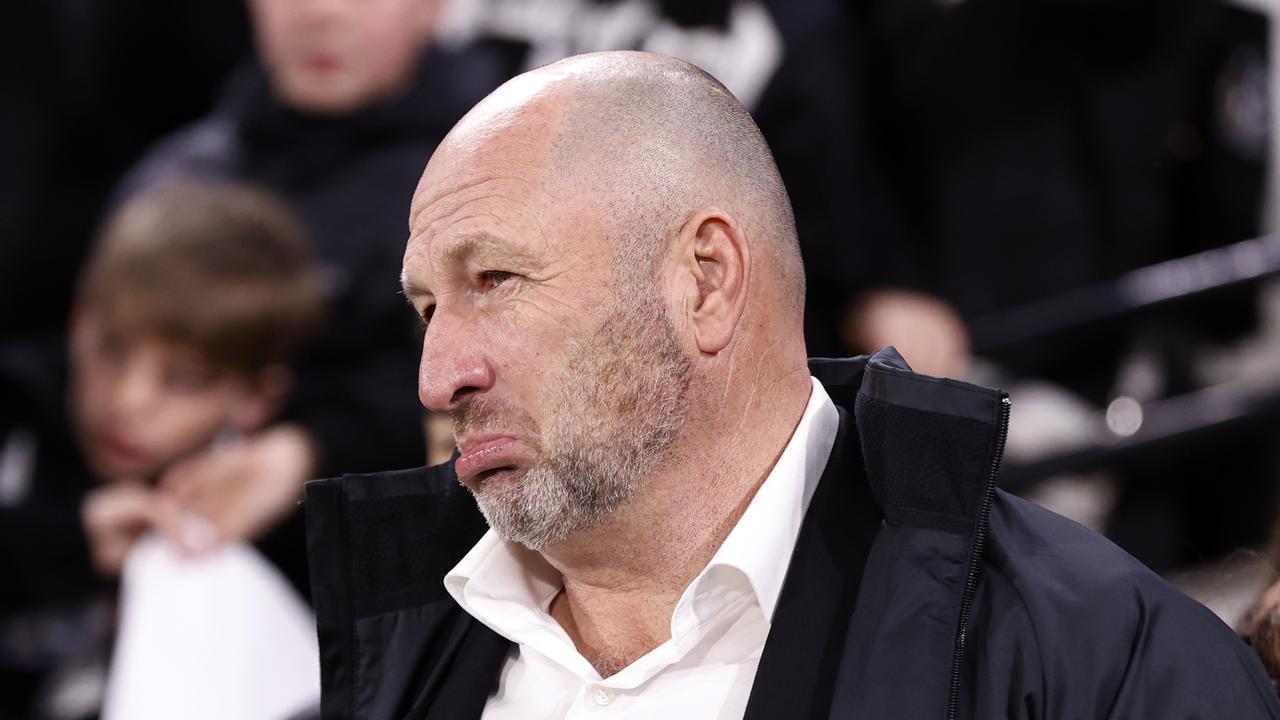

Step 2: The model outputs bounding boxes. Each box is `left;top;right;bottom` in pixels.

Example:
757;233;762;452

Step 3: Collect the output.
946;393;1011;720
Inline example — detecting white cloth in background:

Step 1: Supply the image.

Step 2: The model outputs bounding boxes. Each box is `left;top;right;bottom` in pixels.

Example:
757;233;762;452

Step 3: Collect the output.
102;536;320;720
445;377;839;719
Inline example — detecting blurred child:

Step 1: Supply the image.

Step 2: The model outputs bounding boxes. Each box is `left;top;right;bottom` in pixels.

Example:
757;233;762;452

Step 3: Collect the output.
0;180;324;719
72;181;324;575
116;0;509;516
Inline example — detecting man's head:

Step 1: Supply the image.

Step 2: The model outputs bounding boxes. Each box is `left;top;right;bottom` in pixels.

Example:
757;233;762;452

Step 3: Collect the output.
402;52;808;550
247;0;443;115
71;181;326;482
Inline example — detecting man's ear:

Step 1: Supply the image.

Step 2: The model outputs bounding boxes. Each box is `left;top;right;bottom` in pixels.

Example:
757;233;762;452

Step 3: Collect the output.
229;364;293;432
677;208;749;354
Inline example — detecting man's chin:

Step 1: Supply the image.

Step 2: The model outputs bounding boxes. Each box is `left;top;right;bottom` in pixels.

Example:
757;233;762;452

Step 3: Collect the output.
469;471;572;550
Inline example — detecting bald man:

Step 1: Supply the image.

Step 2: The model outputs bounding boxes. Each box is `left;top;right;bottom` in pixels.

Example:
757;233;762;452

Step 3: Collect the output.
303;53;1280;719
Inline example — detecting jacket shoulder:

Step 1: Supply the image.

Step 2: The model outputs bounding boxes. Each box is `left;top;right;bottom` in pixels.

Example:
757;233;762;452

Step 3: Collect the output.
962;491;1280;717
985;490;1180;608
304;463;487;615
304;464;497;719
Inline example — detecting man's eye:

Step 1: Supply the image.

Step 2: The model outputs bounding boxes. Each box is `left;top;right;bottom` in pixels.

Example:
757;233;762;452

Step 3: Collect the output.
481;271;515;291
419;305;435;327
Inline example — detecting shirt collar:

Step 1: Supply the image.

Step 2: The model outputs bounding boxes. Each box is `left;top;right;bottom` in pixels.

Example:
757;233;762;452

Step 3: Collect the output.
694;376;838;621
444;376;839;637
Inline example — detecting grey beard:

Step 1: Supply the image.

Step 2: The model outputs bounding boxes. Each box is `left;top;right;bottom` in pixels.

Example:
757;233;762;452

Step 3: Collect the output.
471;452;638;551
472;361;690;550
469;302;692;551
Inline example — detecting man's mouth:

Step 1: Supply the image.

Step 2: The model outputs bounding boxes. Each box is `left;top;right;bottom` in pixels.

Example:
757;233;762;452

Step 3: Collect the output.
454;435;526;487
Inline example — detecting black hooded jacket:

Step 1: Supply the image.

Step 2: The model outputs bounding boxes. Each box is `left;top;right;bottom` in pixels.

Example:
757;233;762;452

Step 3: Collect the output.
303;349;1280;718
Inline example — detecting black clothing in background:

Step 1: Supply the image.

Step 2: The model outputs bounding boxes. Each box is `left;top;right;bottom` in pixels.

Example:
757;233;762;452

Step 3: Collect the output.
0;336;99;615
116;43;512;480
0;336;106;720
0;0;250;338
844;0;1273;571
744;0;918;356
848;0;1268;379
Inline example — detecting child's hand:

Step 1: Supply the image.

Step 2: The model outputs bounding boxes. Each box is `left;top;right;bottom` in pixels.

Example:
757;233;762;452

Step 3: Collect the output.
82;482;181;576
158;423;318;551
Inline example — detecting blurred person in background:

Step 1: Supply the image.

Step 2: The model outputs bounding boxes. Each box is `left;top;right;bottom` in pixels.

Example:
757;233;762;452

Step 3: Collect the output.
111;0;511;587
0;1;251;339
842;0;1269;384
0;181;325;720
836;0;1275;573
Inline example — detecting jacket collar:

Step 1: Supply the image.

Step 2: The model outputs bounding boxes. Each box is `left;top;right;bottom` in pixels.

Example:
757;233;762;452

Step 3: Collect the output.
814;348;1009;535
773;349;1008;720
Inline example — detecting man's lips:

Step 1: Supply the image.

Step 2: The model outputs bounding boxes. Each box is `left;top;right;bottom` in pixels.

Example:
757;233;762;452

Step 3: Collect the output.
454;436;525;486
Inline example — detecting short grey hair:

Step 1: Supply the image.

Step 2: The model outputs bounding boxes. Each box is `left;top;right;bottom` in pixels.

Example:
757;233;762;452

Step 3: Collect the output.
544;52;805;316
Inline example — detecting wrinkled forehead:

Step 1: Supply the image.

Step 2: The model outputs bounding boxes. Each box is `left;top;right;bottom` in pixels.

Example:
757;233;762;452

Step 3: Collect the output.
411;121;556;225
405;100;612;272
408;143;561;268
414;72;568;198
410;68;579;211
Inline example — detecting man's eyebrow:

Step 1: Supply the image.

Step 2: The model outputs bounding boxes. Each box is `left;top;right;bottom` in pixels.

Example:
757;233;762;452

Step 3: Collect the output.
441;231;529;265
402;237;497;302
400;269;432;303
400;231;536;303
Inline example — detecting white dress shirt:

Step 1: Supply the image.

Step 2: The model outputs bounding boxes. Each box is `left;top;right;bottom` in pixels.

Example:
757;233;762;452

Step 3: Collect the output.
444;377;839;719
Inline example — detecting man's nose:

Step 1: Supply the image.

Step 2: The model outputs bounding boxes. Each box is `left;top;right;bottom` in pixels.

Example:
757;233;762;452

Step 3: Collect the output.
418;316;494;413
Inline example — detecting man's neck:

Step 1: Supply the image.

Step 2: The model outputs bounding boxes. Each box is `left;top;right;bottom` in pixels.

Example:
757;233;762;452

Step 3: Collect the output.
540;368;813;676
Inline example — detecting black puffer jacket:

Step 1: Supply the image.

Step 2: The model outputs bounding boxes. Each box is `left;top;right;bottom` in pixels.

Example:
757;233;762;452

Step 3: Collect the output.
303;349;1280;718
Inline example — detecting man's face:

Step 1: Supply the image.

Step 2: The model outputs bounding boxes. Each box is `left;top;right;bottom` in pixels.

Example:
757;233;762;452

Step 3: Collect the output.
69;312;270;482
403;131;694;550
247;0;438;115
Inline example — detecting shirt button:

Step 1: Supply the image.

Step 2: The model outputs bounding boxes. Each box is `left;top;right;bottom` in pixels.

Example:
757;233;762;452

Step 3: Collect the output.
591;686;616;706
